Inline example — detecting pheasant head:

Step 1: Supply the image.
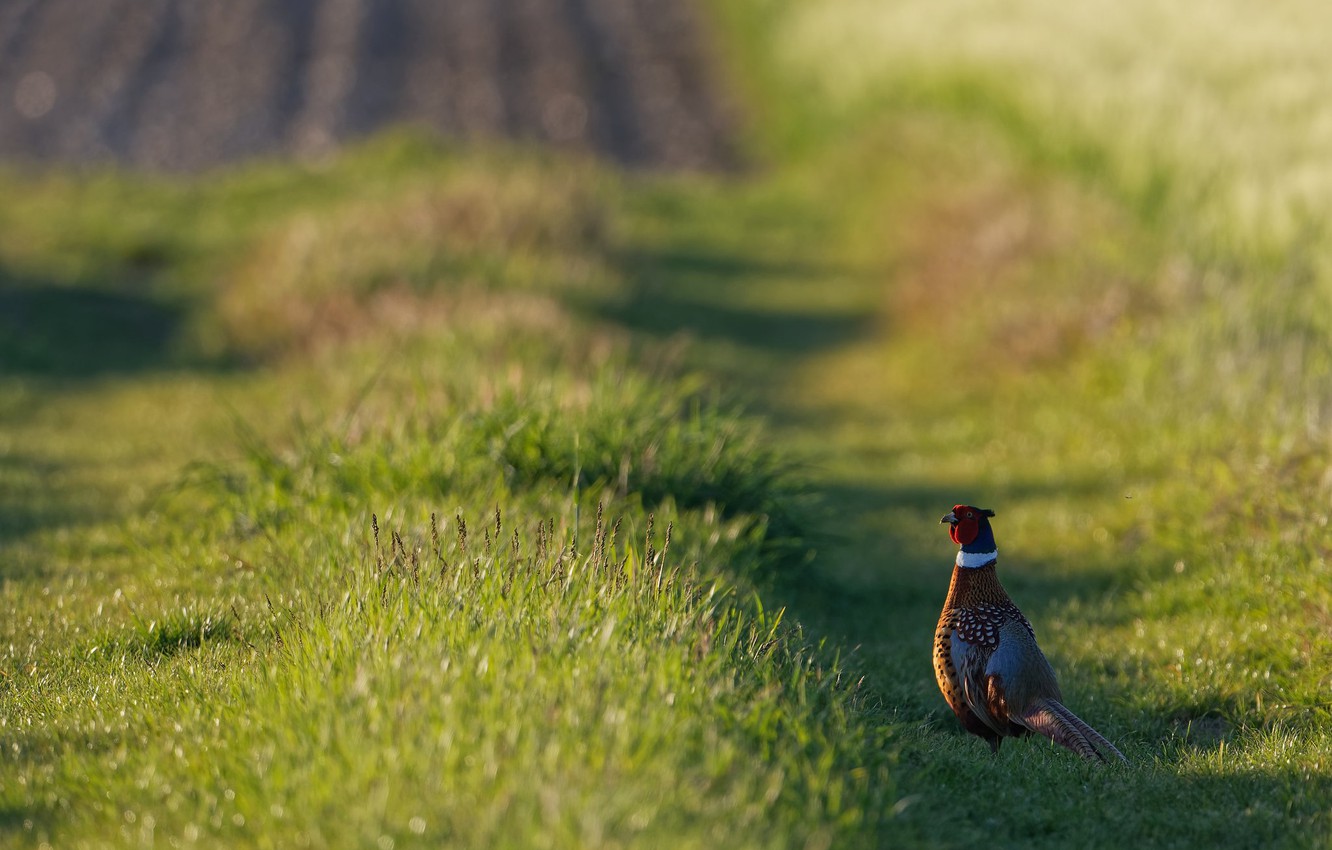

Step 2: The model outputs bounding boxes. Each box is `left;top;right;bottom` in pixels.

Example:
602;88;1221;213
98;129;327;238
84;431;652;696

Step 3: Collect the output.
940;504;997;568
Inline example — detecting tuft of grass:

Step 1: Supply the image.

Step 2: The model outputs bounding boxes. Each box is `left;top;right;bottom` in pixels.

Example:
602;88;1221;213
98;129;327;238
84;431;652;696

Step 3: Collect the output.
211;157;617;360
0;370;890;847
474;383;815;561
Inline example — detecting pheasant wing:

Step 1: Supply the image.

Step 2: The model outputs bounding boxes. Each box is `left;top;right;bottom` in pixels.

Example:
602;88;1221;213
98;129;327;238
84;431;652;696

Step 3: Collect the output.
952;635;1008;737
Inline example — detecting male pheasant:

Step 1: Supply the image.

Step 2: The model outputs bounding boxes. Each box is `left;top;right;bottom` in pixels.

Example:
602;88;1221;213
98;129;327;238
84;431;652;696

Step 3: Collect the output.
933;505;1127;763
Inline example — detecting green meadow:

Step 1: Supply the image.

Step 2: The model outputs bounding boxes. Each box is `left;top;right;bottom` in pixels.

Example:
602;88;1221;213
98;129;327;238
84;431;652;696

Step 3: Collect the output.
3;1;1332;847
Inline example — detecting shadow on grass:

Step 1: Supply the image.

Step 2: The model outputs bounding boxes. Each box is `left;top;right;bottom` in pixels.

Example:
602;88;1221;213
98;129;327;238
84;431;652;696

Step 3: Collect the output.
588;245;875;358
601;288;873;355
0;270;185;379
0;452;72;536
884;736;1332;848
0;450;119;581
810;474;1144;591
88;612;240;663
0;265;242;569
0;806;50;841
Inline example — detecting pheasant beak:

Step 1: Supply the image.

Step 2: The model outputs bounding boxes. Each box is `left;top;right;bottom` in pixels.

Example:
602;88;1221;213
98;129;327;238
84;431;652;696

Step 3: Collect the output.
940;511;957;524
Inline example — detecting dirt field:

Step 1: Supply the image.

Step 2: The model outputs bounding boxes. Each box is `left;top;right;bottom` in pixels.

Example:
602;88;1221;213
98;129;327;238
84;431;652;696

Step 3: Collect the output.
0;0;737;171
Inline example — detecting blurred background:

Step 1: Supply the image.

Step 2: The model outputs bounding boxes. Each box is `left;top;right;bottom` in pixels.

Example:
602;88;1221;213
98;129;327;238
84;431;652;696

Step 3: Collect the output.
0;0;736;170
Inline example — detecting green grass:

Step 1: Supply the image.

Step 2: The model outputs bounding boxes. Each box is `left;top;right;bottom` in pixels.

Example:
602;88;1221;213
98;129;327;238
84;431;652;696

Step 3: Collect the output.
4;368;885;847
5;1;1332;847
0;141;892;848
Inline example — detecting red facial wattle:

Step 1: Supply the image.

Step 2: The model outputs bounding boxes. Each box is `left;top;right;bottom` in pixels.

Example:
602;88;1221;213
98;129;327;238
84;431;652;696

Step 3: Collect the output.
950;519;978;546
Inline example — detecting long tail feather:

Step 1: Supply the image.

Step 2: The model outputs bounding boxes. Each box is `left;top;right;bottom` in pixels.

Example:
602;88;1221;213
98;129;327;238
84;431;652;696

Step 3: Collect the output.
1020;700;1099;761
1018;698;1128;764
1048;699;1128;763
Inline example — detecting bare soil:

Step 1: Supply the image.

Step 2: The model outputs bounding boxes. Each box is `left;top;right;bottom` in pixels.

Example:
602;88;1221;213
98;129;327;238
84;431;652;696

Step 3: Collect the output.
0;0;737;171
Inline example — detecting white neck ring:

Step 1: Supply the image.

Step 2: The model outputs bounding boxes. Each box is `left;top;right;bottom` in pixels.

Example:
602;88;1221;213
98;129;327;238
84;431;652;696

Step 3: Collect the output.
956;549;997;568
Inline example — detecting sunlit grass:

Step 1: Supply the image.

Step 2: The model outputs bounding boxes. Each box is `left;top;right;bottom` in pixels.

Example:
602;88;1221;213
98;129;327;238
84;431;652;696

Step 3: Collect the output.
781;0;1332;242
2;361;888;848
0;137;896;847
772;0;1332;439
5;1;1332;846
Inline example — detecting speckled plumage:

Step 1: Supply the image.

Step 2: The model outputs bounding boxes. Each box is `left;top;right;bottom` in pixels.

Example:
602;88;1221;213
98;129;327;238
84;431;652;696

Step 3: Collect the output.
934;506;1127;763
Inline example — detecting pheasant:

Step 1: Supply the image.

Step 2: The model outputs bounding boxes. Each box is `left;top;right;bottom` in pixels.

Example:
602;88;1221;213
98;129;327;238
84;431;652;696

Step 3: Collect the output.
933;505;1127;763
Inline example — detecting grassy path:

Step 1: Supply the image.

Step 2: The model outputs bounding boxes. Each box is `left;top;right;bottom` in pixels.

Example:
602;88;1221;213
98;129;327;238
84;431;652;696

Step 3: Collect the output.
6;3;1332;841
0;147;901;848
609;104;1332;844
6;135;1327;850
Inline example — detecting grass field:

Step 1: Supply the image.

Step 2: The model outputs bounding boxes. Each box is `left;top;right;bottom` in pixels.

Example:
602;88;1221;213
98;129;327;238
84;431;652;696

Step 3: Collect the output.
3;1;1332;847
